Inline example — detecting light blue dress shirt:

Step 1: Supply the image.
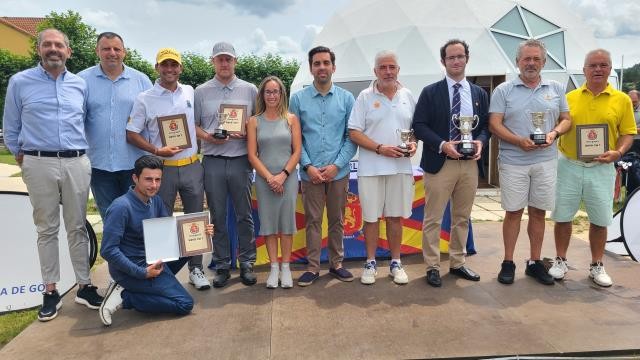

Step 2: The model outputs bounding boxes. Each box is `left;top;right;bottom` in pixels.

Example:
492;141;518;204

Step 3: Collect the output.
3;63;88;155
289;83;356;182
78;65;152;171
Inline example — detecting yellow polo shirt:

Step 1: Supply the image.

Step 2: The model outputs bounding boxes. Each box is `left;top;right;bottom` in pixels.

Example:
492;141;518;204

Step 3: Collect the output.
560;83;637;160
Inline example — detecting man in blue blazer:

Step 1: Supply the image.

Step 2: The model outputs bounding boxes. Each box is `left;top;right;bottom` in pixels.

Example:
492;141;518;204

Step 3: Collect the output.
412;39;490;287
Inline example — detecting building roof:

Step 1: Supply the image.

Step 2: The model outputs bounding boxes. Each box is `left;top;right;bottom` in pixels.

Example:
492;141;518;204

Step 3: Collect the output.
0;17;45;37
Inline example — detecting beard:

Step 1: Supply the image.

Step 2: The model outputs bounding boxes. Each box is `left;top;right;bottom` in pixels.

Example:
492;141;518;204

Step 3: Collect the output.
41;52;66;70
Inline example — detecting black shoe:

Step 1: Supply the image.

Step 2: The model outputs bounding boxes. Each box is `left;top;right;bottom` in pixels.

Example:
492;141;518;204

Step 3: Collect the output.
240;264;257;286
450;265;480;281
525;260;555;285
38;290;62;322
297;271;320;287
426;269;442;287
213;268;231;288
498;261;515;285
75;284;103;309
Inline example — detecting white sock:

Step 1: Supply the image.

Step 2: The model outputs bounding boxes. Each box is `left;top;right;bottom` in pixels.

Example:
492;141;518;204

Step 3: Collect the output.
281;262;290;268
271;263;279;269
391;259;401;265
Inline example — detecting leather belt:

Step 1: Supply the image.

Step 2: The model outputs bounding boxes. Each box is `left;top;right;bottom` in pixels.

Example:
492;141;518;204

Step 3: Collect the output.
23;150;85;158
204;154;247;160
163;154;199;167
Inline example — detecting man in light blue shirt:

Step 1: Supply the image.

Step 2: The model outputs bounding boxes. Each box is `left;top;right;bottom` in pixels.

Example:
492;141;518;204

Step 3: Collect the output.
289;46;357;286
78;32;152;219
2;28;103;322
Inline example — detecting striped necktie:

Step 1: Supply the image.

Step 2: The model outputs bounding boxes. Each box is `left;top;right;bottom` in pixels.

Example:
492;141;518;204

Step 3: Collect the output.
450;82;462;141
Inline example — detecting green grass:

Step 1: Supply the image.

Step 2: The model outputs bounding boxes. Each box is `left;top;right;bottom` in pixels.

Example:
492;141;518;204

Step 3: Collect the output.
0;149;17;166
0;231;104;350
0;309;38;349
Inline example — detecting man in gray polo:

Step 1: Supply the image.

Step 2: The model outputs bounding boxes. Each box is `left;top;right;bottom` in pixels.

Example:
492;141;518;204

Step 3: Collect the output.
489;39;571;285
194;42;258;288
628;90;640;154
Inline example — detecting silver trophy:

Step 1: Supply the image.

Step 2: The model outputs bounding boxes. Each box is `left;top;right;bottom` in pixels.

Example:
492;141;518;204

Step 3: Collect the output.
396;129;414;157
452;114;479;157
529;111;549;145
213;112;229;139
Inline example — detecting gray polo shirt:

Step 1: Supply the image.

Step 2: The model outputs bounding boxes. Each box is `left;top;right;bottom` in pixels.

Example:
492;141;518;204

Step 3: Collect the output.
194;76;258;156
489;77;569;165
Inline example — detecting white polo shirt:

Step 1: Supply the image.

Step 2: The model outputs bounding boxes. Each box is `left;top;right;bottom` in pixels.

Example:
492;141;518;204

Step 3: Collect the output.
127;81;198;160
348;81;415;176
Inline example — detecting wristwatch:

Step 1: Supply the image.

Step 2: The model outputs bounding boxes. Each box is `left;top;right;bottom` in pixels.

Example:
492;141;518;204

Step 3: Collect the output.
302;164;310;172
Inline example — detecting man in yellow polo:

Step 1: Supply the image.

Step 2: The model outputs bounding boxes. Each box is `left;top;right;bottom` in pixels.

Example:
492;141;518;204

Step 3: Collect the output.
549;49;636;287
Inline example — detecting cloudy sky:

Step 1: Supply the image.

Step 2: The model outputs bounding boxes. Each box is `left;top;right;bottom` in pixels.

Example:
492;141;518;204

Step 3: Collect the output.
1;0;639;67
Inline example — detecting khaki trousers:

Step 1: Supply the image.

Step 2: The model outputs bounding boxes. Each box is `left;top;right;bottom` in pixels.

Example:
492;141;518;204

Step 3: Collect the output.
422;159;477;270
22;155;92;285
301;176;349;272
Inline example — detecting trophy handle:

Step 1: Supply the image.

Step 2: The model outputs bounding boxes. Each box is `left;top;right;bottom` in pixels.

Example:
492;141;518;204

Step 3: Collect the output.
470;115;479;130
451;114;461;130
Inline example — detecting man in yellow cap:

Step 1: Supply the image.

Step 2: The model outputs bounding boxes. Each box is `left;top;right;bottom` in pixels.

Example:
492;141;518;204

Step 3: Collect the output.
125;48;210;290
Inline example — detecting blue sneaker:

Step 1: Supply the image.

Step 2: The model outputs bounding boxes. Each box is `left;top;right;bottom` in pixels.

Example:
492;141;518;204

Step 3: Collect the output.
297;271;320;287
329;267;354;282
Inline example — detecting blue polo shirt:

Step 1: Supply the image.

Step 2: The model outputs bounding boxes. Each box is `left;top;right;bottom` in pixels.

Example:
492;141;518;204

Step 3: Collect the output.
289;83;356;182
101;188;169;282
78;64;152;171
3;63;88;155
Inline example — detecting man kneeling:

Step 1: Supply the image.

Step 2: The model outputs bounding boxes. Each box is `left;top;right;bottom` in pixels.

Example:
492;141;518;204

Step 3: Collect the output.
99;155;213;326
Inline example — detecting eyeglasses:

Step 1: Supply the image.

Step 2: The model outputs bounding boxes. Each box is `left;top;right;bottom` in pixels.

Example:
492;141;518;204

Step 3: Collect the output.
586;63;611;70
444;55;466;62
520;57;543;63
265;90;281;96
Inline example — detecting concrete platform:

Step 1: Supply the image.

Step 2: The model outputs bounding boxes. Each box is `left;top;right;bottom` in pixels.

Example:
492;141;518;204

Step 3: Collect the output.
2;221;640;359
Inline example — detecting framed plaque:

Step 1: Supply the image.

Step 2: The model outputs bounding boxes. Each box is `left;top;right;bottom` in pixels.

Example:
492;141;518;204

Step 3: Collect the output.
176;212;212;257
576;124;608;161
157;113;192;149
219;104;248;135
143;211;212;263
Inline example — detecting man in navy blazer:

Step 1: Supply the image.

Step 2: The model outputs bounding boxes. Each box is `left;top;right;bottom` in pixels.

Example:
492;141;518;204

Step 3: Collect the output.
412;39;489;287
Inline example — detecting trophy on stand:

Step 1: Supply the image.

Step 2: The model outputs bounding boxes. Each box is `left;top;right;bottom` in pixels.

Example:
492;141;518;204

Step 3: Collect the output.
212;112;229;140
529;110;549;145
452;114;479;158
396;129;414;157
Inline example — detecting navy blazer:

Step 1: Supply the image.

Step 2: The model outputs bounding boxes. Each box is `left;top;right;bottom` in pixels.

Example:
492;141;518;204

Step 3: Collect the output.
412;78;490;174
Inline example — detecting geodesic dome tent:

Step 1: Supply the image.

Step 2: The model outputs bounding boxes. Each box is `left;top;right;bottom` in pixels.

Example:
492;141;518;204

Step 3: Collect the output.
291;0;614;97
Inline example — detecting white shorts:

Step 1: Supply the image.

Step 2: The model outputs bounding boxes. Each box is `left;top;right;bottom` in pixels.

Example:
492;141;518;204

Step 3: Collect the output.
358;174;414;222
498;158;557;212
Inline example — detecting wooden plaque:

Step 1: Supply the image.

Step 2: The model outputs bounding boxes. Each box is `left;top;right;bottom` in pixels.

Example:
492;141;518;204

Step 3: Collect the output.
157;113;192;149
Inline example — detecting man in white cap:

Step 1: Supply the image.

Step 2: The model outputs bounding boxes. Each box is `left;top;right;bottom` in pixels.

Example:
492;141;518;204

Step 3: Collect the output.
194;42;258;288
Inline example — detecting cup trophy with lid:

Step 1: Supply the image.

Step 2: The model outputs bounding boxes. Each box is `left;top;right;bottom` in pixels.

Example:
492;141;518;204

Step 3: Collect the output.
396;129;414;157
212;112;229;140
452;114;479;158
529;110;549;145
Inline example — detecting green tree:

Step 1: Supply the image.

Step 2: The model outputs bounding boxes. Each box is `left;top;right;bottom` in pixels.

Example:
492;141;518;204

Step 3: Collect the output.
180;52;212;88
235;53;299;92
0;50;35;127
34;10;98;73
125;49;157;82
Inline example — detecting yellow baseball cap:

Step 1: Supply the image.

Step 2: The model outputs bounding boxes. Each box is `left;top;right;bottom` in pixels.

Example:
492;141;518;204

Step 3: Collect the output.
156;48;182;65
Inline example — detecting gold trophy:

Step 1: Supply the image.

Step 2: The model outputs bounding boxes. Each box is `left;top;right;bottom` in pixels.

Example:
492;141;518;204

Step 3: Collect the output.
396;129;414;157
529;110;549;145
452;114;479;158
213;112;229;140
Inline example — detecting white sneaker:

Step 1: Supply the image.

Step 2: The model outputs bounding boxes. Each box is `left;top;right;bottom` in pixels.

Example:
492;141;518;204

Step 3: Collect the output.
589;262;612;287
189;268;211;290
548;257;569;280
280;263;293;289
360;261;377;285
99;282;123;326
389;261;409;285
266;265;280;289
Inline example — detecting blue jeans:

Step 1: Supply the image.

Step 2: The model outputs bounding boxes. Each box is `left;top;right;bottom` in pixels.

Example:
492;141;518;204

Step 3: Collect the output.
91;168;134;219
118;257;194;315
